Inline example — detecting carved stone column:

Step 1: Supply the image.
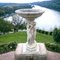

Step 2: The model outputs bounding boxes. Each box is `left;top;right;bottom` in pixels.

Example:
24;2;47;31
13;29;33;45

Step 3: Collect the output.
26;20;37;51
27;21;36;45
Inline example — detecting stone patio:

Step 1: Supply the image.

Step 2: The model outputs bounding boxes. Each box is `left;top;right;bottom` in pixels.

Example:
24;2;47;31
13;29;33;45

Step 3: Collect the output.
0;51;60;60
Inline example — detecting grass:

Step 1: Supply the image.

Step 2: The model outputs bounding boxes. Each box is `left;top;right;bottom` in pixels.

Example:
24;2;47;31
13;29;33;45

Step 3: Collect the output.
0;32;27;44
36;32;54;43
0;31;54;44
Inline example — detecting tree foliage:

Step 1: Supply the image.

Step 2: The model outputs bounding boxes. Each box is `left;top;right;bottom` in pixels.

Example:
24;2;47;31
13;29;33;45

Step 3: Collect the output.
0;18;13;34
0;3;32;16
12;14;26;32
53;28;60;43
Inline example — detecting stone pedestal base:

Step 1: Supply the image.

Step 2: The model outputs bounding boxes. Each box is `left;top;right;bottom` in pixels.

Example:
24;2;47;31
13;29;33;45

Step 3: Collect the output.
15;43;47;60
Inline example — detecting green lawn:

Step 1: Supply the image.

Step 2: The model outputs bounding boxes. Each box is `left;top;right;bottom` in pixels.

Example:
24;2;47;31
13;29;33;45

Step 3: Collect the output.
0;31;54;44
36;32;54;43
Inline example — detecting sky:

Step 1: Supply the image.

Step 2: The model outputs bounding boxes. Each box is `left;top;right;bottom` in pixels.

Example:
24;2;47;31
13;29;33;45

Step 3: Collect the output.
0;0;50;3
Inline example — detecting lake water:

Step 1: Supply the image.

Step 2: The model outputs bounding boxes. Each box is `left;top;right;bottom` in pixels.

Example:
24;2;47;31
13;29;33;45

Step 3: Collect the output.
33;5;60;31
4;5;60;31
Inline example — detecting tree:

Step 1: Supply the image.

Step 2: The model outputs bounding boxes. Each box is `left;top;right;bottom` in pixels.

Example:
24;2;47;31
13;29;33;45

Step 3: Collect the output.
53;28;60;43
0;18;13;34
0;9;5;16
12;14;26;32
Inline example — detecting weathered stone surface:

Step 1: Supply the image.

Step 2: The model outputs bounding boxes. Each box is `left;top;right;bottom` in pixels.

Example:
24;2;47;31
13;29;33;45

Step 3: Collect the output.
15;9;44;51
15;9;46;60
15;43;47;60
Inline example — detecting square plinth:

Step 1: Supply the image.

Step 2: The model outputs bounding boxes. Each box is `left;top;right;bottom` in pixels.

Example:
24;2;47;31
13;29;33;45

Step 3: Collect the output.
15;43;47;60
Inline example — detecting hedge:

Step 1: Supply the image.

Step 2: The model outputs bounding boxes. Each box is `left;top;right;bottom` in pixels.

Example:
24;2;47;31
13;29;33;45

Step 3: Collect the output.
0;42;17;54
0;42;60;54
37;29;53;35
45;42;60;53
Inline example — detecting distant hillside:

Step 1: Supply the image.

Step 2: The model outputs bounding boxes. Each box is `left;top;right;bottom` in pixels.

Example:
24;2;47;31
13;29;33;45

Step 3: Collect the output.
31;0;60;11
0;3;32;8
0;0;60;17
0;3;32;16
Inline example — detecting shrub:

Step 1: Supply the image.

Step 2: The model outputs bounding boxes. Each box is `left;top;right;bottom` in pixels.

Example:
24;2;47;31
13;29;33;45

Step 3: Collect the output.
45;42;60;53
0;44;8;54
41;30;45;34
37;29;41;33
8;42;17;50
0;42;17;54
49;32;52;35
44;31;48;35
53;28;60;43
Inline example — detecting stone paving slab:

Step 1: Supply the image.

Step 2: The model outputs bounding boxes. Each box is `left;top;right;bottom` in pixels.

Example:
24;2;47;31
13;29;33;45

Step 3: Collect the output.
0;51;60;60
47;51;60;60
0;51;15;60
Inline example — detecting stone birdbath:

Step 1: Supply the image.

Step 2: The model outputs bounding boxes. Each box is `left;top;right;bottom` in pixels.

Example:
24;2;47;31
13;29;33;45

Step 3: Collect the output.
15;9;47;60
